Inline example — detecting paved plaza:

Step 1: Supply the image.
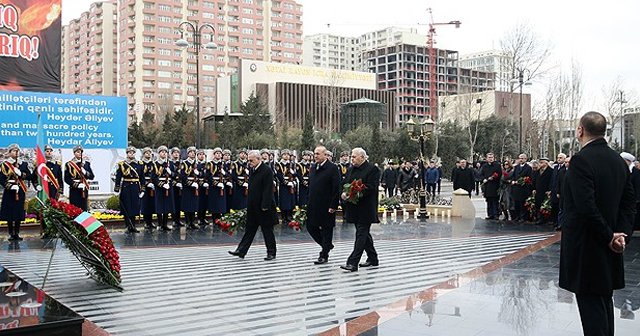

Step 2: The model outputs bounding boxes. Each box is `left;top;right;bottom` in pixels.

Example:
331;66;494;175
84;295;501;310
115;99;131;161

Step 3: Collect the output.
1;196;639;335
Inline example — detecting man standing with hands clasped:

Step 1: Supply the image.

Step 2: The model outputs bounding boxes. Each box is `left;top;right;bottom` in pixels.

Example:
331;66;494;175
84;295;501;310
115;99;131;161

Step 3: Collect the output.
307;146;341;265
340;148;380;272
560;111;635;336
229;150;277;260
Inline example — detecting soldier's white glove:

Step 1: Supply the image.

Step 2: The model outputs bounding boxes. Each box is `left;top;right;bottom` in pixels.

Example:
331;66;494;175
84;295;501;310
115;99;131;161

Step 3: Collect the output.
217;183;224;188
139;192;145;198
194;168;200;175
10;185;19;191
242;182;248;188
81;168;87;175
287;182;294;187
166;168;172;175
43;175;49;182
176;182;183;188
203;183;210;188
147;183;154;189
163;184;170;190
78;183;85;190
290;168;296;175
13;168;21;177
36;185;43;192
191;182;199;188
226;182;233;187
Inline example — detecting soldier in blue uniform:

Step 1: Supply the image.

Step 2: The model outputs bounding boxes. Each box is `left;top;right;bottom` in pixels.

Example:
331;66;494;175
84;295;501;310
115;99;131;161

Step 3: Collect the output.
114;146;144;233
276;149;298;225
1;144;31;241
222;149;234;212
296;150;313;207
196;149;209;226
153;146;174;231
261;149;277;206
64;145;95;211
180;146;200;229
207;147;227;221
170;147;183;227
230;149;249;210
338;151;351;182
140;147;156;230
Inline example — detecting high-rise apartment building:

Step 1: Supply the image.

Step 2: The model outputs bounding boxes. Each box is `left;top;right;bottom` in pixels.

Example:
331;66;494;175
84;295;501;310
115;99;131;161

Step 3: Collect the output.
61;1;118;96
363;43;494;123
302;33;358;70
62;0;303;122
459;50;511;92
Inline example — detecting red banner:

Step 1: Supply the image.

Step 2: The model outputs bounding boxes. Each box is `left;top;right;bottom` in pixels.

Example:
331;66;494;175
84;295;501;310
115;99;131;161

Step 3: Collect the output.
0;0;61;92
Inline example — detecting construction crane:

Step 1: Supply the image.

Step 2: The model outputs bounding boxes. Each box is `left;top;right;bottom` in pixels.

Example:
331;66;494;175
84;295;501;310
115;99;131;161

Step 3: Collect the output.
426;8;460;119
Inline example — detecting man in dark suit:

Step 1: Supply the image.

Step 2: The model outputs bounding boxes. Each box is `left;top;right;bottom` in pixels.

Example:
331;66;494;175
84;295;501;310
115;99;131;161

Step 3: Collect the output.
453;159;474;198
480;153;502;219
550;153;567;225
340;148;380;272
560;111;635;336
307;146;341;265
621;152;640;231
510;153;533;221
381;161;399;197
533;157;553;225
229;150;277;260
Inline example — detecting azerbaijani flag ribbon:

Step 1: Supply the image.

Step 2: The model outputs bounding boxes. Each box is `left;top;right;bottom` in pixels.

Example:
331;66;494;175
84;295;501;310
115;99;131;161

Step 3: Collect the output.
73;212;103;235
35;112;50;204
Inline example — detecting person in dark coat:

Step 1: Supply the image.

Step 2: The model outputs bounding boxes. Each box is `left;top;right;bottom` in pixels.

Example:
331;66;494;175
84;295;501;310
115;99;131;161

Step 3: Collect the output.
180;147;200;229
229;150;277;260
296;150;313;207
230;149;249;210
275;149;297;225
550;153;567;225
114;146;144;233
64;145;95;211
153;146;174;231
560;111;636;336
139;147;156;230
453;159;474;198
397;161;416;193
480;153;502;219
424;160;440;200
340;148;380;272
42;144;63;200
1;144;31;241
196;149;210;226
170;147;183;227
555;156;570;231
381;161;399;197
307;146;341;264
206;148;227;222
436;164;443;195
450;160;460;188
621;152;640;232
533;157;553;224
510;153;533;221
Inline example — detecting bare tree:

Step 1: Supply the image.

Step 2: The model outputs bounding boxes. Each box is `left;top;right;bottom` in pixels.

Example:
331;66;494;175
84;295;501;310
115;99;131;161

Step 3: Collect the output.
449;90;488;160
501;22;553;90
567;60;584;154
318;70;348;133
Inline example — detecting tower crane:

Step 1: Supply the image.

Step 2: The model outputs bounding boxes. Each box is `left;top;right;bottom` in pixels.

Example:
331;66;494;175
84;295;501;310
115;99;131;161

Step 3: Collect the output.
426;8;460;118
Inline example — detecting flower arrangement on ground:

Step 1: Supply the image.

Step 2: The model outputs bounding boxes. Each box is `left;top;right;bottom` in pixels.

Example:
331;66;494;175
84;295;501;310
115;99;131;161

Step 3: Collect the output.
379;195;402;211
289;206;307;232
539;195;552;219
524;195;536;219
43;199;121;289
343;179;366;204
215;208;247;235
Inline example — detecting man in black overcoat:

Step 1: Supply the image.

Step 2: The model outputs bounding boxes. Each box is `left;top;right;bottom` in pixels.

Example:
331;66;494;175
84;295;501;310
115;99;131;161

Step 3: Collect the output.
454;159;474;198
381;161;399;197
560;111;636;336
621;152;640;231
229;150;278;260
510;153;533;221
340;148;380;272
307;146;341;264
480;153;502;219
533;157;553;224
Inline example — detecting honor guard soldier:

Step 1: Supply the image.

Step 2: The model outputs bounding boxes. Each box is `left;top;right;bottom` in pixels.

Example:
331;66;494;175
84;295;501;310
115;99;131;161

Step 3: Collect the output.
64;145;95;211
222;149;234;212
180;146;200;229
297;150;313;207
276;149;298;225
196;149;209;226
261;148;278;203
230;149;249;210
153;146;174;231
1;144;31;241
140;147;156;230
207;147;227;221
338;151;351;182
170;147;183;227
41;145;63;200
114;146;144;233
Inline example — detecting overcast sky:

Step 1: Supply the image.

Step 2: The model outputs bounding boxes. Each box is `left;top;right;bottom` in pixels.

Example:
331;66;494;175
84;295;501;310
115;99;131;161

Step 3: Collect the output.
63;0;639;111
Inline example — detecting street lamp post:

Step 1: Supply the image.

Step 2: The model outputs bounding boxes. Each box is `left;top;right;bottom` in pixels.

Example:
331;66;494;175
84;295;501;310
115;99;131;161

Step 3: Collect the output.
407;116;435;220
513;68;531;154
176;21;217;148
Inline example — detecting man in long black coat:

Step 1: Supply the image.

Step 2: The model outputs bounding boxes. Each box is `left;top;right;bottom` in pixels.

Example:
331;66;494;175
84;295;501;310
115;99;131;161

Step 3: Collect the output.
510;153;533;221
560;111;635;336
229;150;277;260
621;152;640;231
480;153;502;219
307;146;341;265
453;159;474;198
381;161;399;197
550;153;566;225
340;148;380;272
533;158;553;224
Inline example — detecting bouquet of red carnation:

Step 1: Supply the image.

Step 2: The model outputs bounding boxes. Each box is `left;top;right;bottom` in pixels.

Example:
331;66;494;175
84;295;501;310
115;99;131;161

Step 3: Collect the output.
216;209;247;235
516;176;532;186
343;179;366;204
483;172;500;185
539;195;552;219
524;195;536;217
287;206;306;232
288;221;301;231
